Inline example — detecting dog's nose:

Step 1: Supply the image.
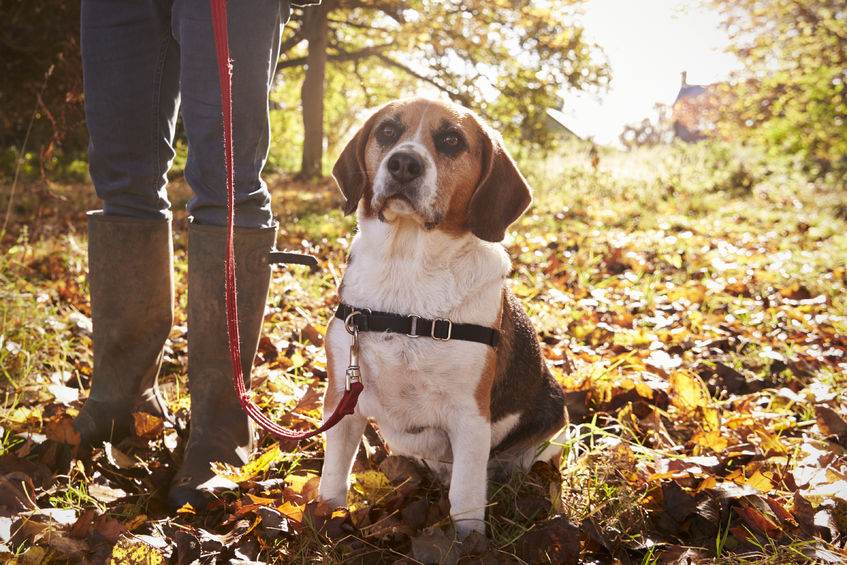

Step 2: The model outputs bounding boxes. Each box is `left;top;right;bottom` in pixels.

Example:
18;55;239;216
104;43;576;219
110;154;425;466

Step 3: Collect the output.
387;152;424;183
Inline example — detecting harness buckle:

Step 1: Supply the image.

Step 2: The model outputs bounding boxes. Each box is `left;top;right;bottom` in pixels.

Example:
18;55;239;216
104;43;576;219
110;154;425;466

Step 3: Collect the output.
431;318;452;341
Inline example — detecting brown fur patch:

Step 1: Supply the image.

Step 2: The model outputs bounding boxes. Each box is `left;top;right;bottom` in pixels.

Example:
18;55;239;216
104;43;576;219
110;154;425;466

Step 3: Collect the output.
473;293;505;422
489;289;567;454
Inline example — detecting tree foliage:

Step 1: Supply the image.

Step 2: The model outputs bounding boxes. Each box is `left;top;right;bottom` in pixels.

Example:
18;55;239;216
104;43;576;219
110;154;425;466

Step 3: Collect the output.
0;1;609;179
280;0;610;175
0;0;86;177
709;0;847;169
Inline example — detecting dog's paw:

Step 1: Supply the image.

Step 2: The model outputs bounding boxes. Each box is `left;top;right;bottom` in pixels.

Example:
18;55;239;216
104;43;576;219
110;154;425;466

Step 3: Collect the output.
453;517;486;540
316;484;348;510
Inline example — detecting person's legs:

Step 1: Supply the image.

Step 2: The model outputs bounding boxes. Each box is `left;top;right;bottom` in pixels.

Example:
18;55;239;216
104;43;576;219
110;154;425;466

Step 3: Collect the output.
167;0;283;510
171;0;282;228
168;221;276;510
75;0;180;448
82;0;180;220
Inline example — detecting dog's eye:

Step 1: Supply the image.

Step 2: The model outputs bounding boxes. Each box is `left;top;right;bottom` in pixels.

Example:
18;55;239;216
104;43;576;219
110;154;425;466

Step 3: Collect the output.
434;131;466;155
376;122;402;146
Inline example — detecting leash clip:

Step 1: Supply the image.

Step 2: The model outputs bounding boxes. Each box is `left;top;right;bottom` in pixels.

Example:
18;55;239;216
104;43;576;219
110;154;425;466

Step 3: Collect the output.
345;327;361;391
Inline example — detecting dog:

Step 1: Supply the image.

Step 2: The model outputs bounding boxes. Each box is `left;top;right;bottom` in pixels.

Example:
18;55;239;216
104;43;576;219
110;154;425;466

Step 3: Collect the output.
318;98;567;538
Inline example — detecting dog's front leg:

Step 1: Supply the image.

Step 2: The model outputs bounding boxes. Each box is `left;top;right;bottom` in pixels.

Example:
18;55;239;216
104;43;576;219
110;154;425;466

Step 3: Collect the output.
318;399;367;509
447;417;491;538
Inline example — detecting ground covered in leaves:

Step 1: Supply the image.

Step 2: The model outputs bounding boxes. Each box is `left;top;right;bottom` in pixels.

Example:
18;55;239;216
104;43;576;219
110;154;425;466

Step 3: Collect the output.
1;142;846;564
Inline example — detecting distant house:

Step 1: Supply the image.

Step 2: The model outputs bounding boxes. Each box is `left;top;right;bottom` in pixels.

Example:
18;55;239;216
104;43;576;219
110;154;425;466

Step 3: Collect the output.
672;71;720;142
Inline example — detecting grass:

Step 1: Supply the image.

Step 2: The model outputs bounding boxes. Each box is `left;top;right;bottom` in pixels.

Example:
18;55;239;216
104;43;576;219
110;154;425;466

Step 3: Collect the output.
1;140;846;563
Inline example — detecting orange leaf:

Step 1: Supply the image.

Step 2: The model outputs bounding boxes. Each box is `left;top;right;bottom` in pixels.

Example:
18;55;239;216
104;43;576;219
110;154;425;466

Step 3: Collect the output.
132;412;164;440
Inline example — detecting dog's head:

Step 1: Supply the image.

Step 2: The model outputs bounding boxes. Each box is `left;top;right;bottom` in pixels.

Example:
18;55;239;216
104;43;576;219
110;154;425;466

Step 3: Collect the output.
332;98;531;242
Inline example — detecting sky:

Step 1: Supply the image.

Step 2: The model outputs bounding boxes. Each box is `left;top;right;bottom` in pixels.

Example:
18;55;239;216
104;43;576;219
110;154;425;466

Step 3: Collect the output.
556;0;741;146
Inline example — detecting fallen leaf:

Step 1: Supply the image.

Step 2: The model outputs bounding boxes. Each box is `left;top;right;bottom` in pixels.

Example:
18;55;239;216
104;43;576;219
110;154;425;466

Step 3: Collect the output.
132;413;164;440
734;504;780;536
514;515;579;565
0;473;37;513
211;444;282;485
45;413;80;447
93;514;127;544
669;370;708;412
103;443;139;470
88;483;128;504
108;535;167;564
410;527;459;565
815;405;847;443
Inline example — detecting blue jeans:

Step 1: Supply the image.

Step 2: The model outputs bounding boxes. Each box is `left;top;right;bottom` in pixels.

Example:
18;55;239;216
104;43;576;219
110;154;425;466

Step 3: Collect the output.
82;0;289;227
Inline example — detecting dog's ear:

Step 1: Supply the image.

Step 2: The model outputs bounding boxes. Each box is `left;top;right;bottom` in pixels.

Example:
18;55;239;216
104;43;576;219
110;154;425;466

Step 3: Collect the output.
468;127;532;242
332;113;379;216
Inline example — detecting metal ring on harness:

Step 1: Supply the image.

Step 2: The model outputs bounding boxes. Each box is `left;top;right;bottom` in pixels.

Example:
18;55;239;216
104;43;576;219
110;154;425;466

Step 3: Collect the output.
344;308;371;334
344;311;360;335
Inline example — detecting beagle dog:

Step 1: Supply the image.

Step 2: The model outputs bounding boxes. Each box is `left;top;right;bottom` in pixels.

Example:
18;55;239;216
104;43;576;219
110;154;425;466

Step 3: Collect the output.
318;98;567;537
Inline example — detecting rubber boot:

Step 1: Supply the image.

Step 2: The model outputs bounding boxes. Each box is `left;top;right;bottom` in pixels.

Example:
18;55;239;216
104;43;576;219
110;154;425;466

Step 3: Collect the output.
167;221;276;511
73;211;174;450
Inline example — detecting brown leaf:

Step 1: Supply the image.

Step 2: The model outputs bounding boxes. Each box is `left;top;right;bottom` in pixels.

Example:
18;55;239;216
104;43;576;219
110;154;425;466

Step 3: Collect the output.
515;515;579;565
400;497;430;531
815;405;847;442
410;527;460;565
68;508;96;539
132;412;164;440
292;385;323;416
733;505;780;536
300;323;325;345
0;473;37;513
103;443;139;470
657;482;697;534
174;530;202;565
779;283;813;301
764;496;794;524
45;413;81;447
92;514;127;544
42;530;88;560
379;455;425;488
654;544;708;564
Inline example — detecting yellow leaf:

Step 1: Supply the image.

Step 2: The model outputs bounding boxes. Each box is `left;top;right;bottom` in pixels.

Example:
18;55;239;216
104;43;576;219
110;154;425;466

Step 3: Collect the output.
212;444;282;484
670;370;708;412
350;470;394;502
284;473;321;503
745;470;774;493
176;503;196;515
290;351;306;369
698;475;718;492
109;536;166;565
691;429;728;453
511;283;537;299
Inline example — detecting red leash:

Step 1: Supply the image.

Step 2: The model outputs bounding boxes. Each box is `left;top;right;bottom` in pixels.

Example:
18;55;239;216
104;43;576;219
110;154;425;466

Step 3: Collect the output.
209;0;362;440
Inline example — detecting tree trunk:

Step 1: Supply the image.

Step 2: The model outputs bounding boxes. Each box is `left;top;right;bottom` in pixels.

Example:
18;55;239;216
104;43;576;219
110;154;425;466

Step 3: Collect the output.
298;2;330;179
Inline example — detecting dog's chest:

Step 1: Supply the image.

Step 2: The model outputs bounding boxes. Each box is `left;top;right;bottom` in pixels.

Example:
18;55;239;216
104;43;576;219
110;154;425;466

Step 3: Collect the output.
357;334;487;423
335;222;509;430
